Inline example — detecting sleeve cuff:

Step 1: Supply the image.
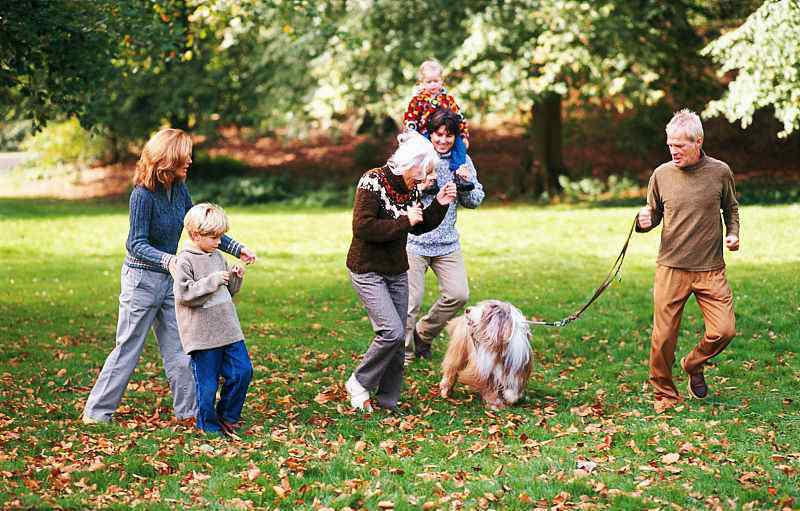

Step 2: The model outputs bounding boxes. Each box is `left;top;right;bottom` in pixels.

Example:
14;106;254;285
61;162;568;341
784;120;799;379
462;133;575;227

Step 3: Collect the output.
161;254;175;270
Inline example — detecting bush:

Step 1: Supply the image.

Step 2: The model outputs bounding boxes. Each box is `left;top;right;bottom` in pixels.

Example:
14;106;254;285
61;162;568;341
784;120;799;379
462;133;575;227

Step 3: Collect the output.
353;139;386;170
558;174;640;202
0;119;34;151
190;175;352;206
22;118;109;166
189;152;251;182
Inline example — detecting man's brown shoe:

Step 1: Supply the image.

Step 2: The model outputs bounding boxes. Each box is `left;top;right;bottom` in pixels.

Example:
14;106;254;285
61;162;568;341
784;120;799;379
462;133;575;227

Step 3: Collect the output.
681;357;708;399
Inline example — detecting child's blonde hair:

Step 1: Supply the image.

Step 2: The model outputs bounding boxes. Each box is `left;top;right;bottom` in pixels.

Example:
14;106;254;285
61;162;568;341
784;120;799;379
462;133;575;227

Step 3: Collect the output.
184;203;229;238
417;59;444;81
134;128;192;191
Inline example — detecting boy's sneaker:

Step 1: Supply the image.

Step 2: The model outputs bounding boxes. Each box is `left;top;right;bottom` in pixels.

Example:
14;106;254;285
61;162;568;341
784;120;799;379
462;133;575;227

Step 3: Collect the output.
345;374;373;412
681;357;708;399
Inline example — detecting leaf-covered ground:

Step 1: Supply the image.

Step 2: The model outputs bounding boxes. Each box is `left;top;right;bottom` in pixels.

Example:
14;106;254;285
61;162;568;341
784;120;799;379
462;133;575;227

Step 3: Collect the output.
0;199;797;510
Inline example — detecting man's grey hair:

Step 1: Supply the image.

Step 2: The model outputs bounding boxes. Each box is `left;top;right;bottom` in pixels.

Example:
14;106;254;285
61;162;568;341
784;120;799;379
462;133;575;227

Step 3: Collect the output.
666;109;704;142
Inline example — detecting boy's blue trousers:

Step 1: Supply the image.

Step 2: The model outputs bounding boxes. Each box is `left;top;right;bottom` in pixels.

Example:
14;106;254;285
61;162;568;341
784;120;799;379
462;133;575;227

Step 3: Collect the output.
190;340;252;433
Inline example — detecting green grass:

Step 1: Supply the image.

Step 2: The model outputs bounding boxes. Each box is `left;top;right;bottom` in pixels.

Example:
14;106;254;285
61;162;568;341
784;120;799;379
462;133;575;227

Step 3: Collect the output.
0;198;798;510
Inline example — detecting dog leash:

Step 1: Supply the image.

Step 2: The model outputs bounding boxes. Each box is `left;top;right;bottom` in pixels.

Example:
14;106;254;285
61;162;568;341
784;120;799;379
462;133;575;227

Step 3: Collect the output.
524;214;639;328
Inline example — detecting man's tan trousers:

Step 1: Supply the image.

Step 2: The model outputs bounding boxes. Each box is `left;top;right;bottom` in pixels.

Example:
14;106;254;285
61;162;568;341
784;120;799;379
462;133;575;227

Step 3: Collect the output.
650;265;736;401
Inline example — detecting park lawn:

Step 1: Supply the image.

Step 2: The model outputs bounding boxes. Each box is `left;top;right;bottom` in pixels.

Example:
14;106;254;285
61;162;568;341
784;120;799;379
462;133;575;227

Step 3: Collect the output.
0;198;798;510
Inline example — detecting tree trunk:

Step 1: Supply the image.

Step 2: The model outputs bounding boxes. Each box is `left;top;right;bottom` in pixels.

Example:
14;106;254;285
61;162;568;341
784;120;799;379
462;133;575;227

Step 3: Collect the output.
532;92;565;197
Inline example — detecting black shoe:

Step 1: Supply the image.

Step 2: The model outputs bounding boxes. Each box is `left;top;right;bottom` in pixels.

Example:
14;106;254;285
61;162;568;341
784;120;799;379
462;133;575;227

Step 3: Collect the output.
413;329;432;359
681;357;708;399
421;183;439;195
454;176;475;192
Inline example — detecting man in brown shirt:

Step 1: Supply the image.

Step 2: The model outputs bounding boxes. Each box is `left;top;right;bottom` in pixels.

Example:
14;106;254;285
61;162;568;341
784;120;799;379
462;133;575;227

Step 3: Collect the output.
636;109;740;413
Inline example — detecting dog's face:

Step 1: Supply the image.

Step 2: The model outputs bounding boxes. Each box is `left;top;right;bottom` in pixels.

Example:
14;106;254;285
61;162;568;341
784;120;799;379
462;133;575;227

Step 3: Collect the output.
465;300;515;349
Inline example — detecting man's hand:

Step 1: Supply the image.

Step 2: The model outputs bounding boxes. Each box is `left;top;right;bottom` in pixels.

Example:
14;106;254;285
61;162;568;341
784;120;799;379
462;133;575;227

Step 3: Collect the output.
725;234;740;251
436;182;457;205
407;204;423;226
240;247;257;265
168;257;178;277
637;206;653;230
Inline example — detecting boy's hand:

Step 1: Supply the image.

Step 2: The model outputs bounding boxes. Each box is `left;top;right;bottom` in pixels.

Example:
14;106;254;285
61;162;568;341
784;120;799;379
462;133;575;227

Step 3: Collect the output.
215;271;231;285
725;234;740;251
231;264;245;278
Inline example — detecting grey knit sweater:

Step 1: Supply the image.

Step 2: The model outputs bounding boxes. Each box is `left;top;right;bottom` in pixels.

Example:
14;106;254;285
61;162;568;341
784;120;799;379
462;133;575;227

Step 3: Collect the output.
173;244;244;354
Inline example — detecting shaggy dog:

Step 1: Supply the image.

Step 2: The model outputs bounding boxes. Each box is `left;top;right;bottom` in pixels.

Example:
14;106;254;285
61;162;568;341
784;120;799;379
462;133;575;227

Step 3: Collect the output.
439;300;533;410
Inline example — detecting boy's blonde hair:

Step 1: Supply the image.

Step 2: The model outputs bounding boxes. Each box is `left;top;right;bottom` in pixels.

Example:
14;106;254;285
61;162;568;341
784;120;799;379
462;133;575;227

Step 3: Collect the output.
417;59;444;81
134;128;193;191
184;203;229;238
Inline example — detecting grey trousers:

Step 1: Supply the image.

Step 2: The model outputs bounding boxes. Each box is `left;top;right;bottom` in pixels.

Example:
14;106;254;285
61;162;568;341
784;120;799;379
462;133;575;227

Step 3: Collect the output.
349;270;408;408
83;265;196;422
405;249;469;359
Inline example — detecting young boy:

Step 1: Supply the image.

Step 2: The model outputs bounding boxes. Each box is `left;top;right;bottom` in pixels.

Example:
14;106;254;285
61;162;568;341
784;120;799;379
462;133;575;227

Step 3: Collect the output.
173;203;253;435
403;59;470;176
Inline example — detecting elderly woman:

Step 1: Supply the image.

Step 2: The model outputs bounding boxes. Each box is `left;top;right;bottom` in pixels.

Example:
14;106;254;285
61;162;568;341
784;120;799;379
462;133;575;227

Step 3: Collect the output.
345;131;457;412
405;108;485;364
82;128;256;424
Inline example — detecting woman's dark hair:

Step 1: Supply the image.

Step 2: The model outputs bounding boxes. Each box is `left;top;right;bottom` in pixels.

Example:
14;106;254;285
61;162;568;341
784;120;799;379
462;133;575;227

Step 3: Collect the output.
427;108;461;137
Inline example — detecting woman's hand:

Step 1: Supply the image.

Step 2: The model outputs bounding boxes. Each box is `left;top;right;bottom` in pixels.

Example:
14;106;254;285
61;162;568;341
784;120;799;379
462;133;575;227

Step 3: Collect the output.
407;204;423;226
240;247;257;265
436;182;457;205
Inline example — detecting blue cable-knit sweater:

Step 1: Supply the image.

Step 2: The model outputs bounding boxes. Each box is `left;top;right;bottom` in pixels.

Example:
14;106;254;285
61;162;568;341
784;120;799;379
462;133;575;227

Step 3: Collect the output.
407;154;484;257
124;182;243;274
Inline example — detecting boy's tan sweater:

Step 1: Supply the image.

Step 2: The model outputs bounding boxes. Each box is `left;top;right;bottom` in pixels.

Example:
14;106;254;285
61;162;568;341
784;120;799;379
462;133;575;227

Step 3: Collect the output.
173;244;244;354
637;153;740;271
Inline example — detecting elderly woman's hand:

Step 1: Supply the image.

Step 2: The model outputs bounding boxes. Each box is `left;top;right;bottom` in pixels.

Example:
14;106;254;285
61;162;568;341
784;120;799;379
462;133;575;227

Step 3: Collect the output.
436;182;457;205
407;204;423;226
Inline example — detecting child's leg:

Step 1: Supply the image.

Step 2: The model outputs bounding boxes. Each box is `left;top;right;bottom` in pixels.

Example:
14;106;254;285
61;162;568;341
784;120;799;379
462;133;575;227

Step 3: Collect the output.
190;348;224;432
217;340;253;425
449;135;467;171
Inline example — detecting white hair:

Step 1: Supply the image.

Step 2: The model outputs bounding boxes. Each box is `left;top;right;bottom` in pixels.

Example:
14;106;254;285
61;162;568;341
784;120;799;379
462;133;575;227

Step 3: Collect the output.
666;109;704;142
387;131;440;180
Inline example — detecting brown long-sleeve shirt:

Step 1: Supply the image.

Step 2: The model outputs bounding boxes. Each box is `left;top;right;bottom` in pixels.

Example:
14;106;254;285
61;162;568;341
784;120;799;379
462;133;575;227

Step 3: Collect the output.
636;152;740;271
346;166;447;275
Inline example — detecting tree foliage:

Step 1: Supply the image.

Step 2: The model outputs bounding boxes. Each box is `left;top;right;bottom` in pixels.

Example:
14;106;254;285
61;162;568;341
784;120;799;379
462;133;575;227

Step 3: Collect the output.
702;0;800;138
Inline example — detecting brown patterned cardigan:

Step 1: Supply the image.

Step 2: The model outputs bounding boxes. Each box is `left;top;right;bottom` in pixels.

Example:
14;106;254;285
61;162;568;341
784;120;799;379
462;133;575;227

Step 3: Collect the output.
346;165;447;275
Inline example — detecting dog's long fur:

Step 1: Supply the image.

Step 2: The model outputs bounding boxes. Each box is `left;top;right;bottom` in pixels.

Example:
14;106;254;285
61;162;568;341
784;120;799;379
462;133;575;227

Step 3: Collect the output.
439;300;533;409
